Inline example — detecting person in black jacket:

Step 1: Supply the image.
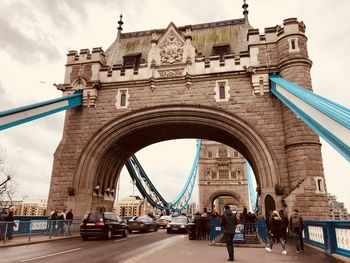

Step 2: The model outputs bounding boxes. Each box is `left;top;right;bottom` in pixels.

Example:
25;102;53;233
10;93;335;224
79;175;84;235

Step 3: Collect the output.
221;205;238;261
265;210;287;255
279;210;289;243
289;208;304;253
66;209;73;236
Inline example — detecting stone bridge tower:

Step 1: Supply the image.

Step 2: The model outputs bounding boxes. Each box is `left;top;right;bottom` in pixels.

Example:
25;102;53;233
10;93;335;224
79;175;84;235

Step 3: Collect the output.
198;140;249;213
47;4;330;220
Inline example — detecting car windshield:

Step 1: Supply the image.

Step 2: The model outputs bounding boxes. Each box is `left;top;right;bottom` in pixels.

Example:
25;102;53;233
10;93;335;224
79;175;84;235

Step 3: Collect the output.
87;213;103;223
136;216;149;222
159;216;171;220
172;217;187;223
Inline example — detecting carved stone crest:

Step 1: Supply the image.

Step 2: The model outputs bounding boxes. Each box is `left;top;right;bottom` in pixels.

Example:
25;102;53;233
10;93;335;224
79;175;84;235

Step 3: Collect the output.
158;69;184;78
160;32;184;65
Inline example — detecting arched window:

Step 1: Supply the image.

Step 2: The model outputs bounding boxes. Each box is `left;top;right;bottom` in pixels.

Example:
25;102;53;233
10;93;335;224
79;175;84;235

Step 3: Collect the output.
208;150;212;158
120;91;126;107
218;147;227;158
219;83;225;99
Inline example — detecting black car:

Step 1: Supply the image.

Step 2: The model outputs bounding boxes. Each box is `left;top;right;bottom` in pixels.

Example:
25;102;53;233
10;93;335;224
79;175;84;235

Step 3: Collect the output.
166;216;190;233
80;211;127;240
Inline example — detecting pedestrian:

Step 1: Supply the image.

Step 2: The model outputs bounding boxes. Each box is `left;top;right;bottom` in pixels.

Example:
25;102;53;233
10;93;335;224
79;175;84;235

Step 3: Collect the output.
194;211;202;240
221;205;238;261
0;209;8;240
279;210;289;243
57;210;66;235
240;208;248;233
265;210;272;246
289;208;304;253
5;210;15;240
66;209;73;236
49;210;58;235
200;212;208;240
265;210;287;255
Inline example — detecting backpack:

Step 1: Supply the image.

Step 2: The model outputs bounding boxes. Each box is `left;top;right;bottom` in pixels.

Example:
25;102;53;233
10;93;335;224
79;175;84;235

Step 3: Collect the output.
291;214;301;228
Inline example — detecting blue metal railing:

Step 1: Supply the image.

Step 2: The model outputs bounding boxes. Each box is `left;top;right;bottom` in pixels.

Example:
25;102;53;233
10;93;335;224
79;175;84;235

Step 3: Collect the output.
304;220;350;258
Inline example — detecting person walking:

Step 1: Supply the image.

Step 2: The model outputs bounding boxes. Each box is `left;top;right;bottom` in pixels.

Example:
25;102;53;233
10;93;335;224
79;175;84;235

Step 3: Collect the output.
221;205;238;261
265;210;287;255
279;210;289;243
201;212;208;240
66;209;73;236
194;211;202;240
289;208;304;253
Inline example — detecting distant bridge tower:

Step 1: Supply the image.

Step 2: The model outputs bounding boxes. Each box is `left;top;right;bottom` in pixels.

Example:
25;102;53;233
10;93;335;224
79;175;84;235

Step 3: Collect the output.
198;140;249;213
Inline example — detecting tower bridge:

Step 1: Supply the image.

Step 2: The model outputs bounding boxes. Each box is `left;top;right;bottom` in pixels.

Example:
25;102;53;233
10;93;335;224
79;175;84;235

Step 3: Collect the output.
1;0;349;229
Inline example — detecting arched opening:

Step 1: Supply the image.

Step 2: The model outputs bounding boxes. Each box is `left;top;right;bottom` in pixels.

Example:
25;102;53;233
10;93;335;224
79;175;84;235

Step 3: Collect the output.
69;105;280;217
264;194;276;220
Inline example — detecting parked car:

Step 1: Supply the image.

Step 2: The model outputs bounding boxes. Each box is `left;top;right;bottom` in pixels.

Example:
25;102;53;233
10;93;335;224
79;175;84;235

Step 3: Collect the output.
166;216;190;234
80;211;127;240
156;215;172;228
127;215;158;233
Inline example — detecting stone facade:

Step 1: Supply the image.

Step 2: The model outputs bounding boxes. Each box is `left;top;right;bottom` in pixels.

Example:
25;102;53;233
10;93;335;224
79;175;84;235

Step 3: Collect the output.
47;14;330;220
198;140;249;213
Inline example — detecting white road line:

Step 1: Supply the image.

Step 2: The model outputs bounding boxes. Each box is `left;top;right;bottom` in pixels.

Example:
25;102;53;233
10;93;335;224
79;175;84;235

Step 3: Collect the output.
20;248;82;262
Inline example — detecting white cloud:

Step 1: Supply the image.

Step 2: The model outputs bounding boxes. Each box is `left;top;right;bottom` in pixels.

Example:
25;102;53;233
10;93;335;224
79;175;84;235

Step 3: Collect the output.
0;0;349;212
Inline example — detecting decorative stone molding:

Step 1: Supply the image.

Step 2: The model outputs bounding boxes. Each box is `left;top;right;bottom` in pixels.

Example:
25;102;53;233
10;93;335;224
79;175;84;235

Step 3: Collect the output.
251;74;269;95
160;32;184;65
158;68;184;78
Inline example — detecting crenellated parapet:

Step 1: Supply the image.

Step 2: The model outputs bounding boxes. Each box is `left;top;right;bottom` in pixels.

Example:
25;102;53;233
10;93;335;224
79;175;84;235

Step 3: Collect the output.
57;47;105;107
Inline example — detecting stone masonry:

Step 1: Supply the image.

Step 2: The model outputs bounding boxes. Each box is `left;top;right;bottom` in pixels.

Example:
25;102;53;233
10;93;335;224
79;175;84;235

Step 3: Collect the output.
47;10;330;220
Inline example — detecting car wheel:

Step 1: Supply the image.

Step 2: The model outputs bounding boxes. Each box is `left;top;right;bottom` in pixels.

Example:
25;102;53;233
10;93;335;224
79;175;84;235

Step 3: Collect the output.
155;226;158;232
123;228;127;237
167;229;172;234
128;229;132;234
106;230;112;240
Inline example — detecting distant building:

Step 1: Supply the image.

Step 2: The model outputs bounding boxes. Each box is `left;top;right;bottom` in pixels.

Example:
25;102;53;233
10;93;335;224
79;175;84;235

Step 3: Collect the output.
328;194;349;220
20;197;47;216
114;195;153;217
1;197;47;216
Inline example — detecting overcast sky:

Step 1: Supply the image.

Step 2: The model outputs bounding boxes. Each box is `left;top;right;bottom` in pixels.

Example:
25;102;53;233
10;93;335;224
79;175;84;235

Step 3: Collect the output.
0;0;349;210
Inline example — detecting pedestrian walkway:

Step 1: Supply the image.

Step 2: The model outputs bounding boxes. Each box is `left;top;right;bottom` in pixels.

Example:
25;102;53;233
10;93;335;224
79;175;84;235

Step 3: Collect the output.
0;233;79;248
122;237;346;263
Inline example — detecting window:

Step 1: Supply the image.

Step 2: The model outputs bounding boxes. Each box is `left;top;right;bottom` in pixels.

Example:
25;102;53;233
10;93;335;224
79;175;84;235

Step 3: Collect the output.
212;44;230;59
211;172;217;179
231;171;237;180
219;83;225;99
288;38;299;53
314;177;325;193
123;53;141;67
214;80;230;102
120;91;126;107
218;147;228;158
116;89;129;109
208;150;212;158
236;169;241;178
219;169;229;179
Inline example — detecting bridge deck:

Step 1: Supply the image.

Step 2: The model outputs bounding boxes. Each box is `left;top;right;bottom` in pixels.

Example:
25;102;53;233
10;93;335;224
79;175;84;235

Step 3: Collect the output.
1;233;342;262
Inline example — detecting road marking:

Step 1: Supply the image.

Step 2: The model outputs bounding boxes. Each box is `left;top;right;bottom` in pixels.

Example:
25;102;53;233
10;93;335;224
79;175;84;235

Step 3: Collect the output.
119;235;186;263
20;248;82;262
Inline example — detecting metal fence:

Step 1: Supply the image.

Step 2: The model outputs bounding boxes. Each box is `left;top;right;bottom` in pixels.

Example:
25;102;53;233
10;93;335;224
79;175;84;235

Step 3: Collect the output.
304;220;350;258
209;218;266;244
0;219;81;244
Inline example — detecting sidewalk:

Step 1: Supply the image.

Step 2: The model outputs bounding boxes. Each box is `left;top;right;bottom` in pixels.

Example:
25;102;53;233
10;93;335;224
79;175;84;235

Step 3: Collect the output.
121;237;346;263
0;233;80;248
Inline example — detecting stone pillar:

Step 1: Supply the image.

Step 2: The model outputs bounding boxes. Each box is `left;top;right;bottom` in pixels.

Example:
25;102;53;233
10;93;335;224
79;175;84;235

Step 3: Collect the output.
277;18;329;219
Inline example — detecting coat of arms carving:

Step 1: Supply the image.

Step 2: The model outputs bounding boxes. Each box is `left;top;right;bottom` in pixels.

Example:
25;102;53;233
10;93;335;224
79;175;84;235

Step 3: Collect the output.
160;32;184;65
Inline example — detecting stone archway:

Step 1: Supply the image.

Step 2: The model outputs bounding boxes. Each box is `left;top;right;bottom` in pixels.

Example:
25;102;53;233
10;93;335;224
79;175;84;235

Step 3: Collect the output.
63;104;280;217
205;190;244;212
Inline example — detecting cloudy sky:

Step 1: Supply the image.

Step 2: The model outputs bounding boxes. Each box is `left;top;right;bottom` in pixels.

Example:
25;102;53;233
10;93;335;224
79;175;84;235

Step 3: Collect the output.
0;0;349;210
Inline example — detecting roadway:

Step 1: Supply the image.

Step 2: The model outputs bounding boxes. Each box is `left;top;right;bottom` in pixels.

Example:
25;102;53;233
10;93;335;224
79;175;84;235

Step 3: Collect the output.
0;229;184;263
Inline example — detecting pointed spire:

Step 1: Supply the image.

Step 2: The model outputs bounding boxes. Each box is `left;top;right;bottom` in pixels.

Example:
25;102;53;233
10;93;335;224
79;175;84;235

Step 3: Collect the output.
242;0;249;20
117;14;124;31
117;14;124;40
